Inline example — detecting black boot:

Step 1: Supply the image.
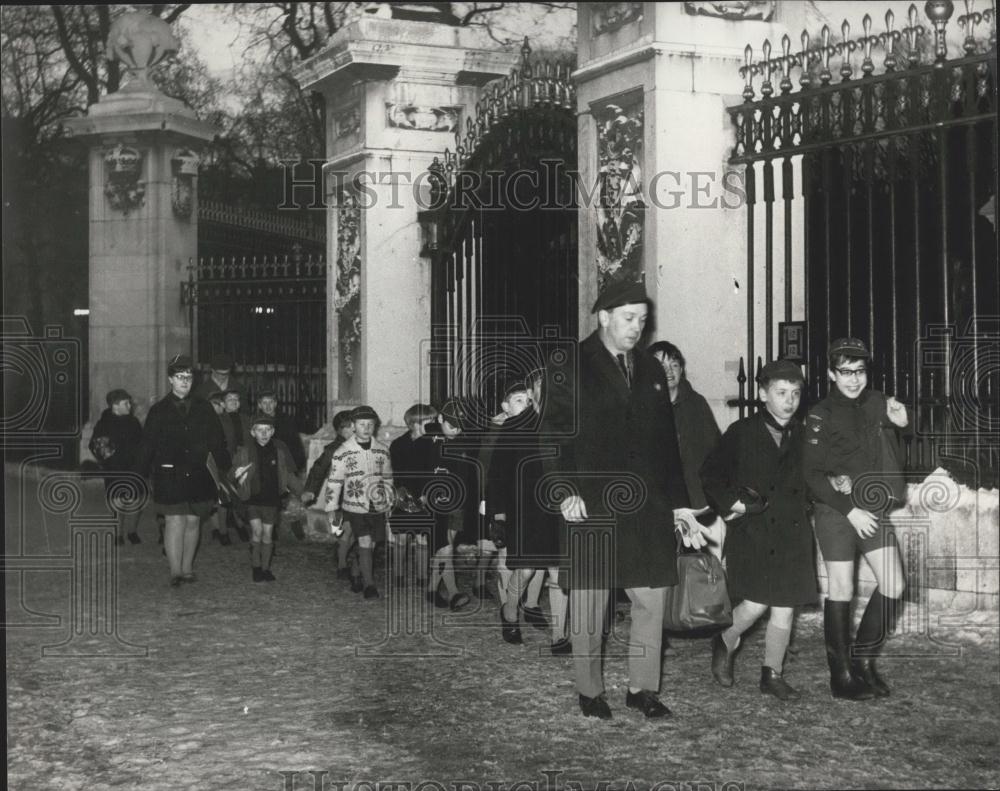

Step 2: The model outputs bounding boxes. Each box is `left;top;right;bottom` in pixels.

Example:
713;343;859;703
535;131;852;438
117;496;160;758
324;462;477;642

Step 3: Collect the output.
852;590;902;697
824;600;874;701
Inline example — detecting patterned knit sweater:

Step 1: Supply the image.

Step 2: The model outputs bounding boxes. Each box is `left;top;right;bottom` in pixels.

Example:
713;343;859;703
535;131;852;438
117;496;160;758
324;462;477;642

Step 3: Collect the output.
324;435;394;514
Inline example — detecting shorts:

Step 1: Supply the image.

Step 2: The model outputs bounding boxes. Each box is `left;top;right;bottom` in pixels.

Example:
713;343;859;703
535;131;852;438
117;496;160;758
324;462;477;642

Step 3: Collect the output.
349;512;387;542
159;500;215;519
813;502;897;561
246;504;279;524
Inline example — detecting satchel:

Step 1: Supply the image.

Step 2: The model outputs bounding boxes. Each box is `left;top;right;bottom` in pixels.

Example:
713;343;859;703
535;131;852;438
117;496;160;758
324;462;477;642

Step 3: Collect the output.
663;544;732;632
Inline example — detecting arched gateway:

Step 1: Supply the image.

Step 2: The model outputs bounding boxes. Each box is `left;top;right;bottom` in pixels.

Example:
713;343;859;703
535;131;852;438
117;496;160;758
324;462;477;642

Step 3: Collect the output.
421;42;578;412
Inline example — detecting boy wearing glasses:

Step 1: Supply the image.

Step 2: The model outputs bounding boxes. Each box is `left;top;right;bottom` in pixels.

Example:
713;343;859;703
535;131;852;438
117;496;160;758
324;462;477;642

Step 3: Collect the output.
804;337;909;701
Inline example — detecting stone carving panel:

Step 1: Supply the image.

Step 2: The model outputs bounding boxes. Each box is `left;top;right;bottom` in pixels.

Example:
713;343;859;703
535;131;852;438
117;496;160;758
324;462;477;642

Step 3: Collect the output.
334;191;362;386
171;148;199;219
334;105;361;139
591;3;643;36
683;1;776;21
595;97;644;289
103;142;145;215
386;103;459;132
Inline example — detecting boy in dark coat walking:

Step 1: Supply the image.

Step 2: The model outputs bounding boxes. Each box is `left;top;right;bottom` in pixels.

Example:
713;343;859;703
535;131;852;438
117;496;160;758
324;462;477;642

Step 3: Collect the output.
543;279;701;721
700;359;816;701
90;388;144;545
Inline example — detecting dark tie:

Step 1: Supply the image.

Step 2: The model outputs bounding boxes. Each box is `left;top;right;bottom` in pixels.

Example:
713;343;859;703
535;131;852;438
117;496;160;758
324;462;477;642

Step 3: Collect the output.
616;353;631;388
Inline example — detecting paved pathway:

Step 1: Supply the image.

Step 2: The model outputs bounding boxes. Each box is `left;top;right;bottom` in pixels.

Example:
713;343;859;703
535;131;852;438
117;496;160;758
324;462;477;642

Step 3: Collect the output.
5;465;999;790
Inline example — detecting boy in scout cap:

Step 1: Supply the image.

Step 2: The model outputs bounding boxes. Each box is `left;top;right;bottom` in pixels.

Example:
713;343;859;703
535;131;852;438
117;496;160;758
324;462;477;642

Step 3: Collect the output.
232;413;303;582
804;337;909;701
324;405;393;599
701;359;816;701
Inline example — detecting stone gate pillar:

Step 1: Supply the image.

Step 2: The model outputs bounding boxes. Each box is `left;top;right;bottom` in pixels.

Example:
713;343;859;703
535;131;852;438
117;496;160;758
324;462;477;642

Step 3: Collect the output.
296;17;518;427
575;1;797;424
65;11;215;423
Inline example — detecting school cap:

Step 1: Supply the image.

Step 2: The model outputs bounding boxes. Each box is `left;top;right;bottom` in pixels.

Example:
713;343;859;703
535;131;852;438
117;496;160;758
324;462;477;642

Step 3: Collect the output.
828;337;870;358
105;388;132;406
591;278;650;314
256;388;277;400
350;405;379;422
439;398;466;430
757;359;805;385
209;353;234;371
250;413;275;427
167;354;194;375
207;390;226;403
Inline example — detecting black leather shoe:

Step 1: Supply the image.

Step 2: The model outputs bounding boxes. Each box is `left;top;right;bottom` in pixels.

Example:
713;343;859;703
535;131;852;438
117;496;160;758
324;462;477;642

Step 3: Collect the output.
500;607;522;644
363;585;379;599
127;532;141;545
625;690;672;719
853;659;891;697
261;569;276;582
759;666;801;701
550;638;572;655
579;694;612;719
252;567;264;583
449;593;471;611
711;633;738;687
350;576;364;593
169;575;183;588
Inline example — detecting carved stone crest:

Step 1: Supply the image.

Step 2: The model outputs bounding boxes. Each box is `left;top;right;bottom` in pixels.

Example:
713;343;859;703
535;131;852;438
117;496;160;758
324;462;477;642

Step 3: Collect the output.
386;104;459;132
103;143;145;215
334;105;361;139
683;1;776;21
171;148;199;218
592;3;643;36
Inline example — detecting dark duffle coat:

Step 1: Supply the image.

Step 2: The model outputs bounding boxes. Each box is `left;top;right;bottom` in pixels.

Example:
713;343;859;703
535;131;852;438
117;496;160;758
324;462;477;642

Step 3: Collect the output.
138;393;231;506
543;331;689;590
699;412;816;607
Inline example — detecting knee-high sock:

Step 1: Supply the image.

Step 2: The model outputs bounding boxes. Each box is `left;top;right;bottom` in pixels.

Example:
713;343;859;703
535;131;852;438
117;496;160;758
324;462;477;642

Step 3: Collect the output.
181;521;199;574
524;569;544;608
548;582;569;642
763;621;792;671
164;523;184;576
261;541;274;570
503;569;527;621
251;541;262;567
441;558;459;598
722;601;765;651
359;546;374;587
855;589;902;656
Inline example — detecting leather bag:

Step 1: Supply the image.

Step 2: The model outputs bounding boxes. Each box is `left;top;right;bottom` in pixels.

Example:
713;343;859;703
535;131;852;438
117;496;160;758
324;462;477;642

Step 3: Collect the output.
663;542;733;631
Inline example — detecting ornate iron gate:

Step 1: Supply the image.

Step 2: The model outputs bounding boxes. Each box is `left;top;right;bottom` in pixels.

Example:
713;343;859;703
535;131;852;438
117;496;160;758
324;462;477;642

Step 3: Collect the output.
182;252;328;432
729;1;997;485
422;42;578;414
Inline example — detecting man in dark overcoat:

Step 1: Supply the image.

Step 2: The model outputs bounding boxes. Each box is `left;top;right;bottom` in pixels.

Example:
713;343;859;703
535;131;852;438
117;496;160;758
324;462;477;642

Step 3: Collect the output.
542;279;694;720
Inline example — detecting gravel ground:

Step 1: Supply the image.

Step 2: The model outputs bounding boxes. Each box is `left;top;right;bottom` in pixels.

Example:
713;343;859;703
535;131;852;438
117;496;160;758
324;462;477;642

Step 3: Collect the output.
5;467;999;791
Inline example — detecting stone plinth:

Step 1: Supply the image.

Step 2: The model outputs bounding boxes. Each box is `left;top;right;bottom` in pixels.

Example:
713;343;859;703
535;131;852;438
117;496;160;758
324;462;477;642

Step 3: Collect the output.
296;18;520;427
65;92;215;424
575;2;799;427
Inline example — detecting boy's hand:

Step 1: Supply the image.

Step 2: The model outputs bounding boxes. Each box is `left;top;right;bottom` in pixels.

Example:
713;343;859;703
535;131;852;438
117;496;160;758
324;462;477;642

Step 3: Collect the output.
828;474;853;494
301;491;316;505
235;463;253;484
886;396;908;427
561;495;588;522
847;507;879;538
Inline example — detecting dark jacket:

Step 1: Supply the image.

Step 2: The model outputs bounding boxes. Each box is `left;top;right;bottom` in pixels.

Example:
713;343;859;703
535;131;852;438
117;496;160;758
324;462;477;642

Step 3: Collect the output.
193;373;245;402
90;408;143;473
485;407;560;567
221;411;247;457
137;393;231;506
672;378;721;509
542;331;689;589
425;430;482;551
700;413;816;607
304;436;348;499
803;388;907;515
232;439;302;503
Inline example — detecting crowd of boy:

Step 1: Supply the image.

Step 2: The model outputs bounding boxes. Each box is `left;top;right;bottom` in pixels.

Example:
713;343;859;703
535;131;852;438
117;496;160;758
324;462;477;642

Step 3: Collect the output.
92;284;910;721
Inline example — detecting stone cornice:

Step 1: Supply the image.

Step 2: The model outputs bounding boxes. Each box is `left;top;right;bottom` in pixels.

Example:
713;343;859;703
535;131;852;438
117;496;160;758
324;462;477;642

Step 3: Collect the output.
573;37;748;85
64;110;217;143
295;17;519;92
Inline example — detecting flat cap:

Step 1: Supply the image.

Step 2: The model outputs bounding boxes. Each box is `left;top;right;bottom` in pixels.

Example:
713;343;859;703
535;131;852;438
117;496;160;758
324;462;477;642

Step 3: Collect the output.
105;388;132;406
350;404;379;422
828;337;870;359
167;354;193;375
591;277;650;314
250;413;275;427
256;388;277;400
209;353;234;371
206;390;226;403
757;359;805;385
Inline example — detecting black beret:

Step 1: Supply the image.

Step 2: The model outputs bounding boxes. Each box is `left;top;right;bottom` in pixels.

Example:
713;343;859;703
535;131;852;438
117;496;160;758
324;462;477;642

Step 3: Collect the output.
757;359;805;386
350;404;379;422
828;337;870;358
591;278;650;314
167;354;193;375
